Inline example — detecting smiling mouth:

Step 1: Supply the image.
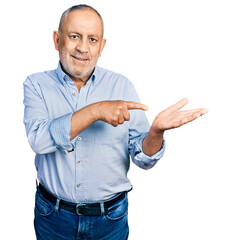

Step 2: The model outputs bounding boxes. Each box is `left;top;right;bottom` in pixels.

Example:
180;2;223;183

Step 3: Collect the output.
71;55;89;61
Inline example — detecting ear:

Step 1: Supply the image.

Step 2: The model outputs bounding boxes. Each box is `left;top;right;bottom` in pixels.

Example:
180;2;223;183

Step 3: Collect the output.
99;39;107;57
53;31;60;51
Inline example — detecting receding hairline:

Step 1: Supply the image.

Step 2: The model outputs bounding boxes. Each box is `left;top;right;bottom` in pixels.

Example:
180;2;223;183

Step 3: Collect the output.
58;4;104;35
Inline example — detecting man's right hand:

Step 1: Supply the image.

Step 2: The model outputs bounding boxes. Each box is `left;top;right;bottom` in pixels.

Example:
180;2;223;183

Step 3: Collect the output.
70;100;147;140
94;100;149;127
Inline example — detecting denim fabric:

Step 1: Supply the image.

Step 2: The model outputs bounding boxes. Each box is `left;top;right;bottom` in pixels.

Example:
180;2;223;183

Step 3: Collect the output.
34;187;129;240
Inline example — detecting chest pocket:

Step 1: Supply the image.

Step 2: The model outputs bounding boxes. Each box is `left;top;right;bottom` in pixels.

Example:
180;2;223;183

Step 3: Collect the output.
89;120;128;144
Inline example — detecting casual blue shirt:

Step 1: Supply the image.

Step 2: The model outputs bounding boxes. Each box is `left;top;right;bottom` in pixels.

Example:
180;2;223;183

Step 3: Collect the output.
23;62;166;203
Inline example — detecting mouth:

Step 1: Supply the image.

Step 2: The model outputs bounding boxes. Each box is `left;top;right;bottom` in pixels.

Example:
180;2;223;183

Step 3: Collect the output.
71;55;89;62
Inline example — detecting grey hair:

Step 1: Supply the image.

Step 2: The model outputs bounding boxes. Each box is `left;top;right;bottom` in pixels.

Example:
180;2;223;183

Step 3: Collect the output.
58;4;104;35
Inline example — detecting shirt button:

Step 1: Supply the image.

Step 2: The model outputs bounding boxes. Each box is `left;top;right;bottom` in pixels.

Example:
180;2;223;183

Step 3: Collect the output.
77;160;81;164
72;92;76;96
77;184;81;187
78;136;82;141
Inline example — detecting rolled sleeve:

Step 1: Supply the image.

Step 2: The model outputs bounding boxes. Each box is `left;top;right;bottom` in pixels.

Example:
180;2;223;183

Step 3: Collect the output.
23;76;77;155
131;133;166;170
126;81;166;170
50;113;77;153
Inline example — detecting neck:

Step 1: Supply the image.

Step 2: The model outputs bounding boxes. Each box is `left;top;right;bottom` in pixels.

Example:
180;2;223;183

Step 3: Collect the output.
73;78;87;92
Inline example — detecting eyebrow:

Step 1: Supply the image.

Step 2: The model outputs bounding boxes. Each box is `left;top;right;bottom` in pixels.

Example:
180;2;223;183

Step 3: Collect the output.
69;31;100;38
69;32;81;35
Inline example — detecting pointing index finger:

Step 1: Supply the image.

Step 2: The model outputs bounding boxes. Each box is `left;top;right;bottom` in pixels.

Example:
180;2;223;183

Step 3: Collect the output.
126;101;149;111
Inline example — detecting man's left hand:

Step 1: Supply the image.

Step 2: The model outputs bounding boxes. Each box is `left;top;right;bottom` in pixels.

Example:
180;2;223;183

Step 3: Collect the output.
151;98;208;134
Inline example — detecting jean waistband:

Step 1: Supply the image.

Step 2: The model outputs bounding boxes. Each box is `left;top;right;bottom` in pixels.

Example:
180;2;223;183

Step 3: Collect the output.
38;184;126;216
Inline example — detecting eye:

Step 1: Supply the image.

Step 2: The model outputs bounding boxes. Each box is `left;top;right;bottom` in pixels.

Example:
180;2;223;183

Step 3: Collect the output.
89;37;97;43
70;35;79;39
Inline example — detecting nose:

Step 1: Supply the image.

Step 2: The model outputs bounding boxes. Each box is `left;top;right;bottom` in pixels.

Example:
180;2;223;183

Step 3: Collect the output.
76;38;88;53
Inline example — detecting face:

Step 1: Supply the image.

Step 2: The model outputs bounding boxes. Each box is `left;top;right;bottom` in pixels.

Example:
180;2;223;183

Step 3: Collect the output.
53;9;106;82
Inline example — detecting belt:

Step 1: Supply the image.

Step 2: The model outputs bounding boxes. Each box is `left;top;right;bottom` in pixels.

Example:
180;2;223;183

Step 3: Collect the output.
38;184;126;216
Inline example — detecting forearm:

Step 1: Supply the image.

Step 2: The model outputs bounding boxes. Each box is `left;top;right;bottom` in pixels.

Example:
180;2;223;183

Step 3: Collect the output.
70;100;148;140
70;102;98;140
142;128;164;157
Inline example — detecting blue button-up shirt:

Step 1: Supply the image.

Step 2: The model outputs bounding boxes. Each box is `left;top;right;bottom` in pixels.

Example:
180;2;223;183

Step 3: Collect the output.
23;62;165;203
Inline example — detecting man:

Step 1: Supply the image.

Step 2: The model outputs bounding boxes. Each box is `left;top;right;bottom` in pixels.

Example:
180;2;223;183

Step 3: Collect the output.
23;4;207;240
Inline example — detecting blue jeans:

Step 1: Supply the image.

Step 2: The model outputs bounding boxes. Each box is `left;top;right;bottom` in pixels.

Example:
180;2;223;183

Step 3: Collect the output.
34;187;129;240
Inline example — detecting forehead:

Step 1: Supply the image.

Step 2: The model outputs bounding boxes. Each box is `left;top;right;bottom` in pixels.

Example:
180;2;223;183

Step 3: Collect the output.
62;9;103;36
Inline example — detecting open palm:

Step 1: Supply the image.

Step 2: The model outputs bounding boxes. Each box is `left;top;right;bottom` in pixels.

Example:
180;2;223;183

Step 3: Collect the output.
152;98;208;133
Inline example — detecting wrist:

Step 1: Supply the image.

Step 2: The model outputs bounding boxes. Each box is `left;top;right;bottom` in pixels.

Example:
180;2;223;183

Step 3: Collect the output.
142;128;164;157
149;126;164;138
88;102;102;122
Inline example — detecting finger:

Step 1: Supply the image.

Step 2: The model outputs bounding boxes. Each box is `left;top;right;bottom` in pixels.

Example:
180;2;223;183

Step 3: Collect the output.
118;115;125;124
167;98;189;112
172;116;197;128
189;108;208;120
124;111;130;121
126;101;149;111
179;108;208;117
111;117;119;127
111;122;119;127
176;109;208;127
199;108;208;115
191;108;208;116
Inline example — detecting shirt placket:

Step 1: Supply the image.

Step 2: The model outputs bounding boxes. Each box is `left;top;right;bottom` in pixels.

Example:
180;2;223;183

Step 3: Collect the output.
62;76;78;112
74;80;93;201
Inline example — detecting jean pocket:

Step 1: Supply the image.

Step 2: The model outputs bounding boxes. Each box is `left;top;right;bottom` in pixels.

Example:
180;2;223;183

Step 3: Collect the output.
105;194;128;221
35;191;55;217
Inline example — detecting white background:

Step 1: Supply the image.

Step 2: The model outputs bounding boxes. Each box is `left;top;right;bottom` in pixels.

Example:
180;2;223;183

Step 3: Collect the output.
0;0;230;239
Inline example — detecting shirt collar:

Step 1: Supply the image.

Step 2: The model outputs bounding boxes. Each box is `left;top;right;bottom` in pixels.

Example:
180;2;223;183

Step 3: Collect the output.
56;61;66;85
56;61;99;86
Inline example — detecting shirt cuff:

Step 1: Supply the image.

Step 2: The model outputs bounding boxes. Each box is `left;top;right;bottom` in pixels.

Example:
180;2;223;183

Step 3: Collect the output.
132;133;166;170
50;112;77;153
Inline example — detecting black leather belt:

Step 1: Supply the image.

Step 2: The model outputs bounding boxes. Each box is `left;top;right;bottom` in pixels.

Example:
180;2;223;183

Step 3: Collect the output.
38;184;126;216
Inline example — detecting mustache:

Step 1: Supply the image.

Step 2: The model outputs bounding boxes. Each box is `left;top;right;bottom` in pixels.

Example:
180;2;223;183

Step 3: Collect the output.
71;50;90;60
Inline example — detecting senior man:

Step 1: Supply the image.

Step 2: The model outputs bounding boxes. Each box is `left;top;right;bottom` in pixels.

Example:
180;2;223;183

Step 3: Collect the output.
23;4;207;240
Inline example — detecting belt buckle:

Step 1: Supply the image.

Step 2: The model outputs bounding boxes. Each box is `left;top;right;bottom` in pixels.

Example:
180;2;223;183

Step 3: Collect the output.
76;204;87;215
